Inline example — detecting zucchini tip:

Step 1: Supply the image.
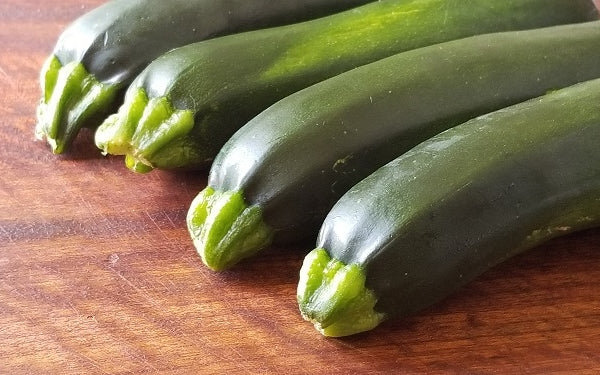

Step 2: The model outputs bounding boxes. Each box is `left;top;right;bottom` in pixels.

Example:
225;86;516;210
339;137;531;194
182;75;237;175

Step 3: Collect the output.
297;248;385;337
95;87;196;173
36;55;118;154
186;187;274;271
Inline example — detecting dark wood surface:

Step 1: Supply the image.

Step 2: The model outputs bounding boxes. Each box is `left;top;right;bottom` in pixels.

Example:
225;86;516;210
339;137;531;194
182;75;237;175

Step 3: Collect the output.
1;1;599;373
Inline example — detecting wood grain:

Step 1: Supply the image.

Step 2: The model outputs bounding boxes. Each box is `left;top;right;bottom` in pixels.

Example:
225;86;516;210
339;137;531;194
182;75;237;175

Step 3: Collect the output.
1;1;599;374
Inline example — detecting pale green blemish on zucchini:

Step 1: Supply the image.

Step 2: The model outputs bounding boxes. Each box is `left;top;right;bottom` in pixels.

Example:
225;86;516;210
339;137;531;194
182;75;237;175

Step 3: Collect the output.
262;2;425;79
519;200;600;252
36;55;118;153
332;154;354;173
298;248;385;337
95;87;195;173
186;187;274;271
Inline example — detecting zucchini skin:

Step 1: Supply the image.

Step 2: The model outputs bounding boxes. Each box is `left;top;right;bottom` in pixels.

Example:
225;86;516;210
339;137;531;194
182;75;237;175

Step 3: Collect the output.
36;0;373;153
95;0;599;171
52;0;374;84
298;77;600;336
190;20;600;271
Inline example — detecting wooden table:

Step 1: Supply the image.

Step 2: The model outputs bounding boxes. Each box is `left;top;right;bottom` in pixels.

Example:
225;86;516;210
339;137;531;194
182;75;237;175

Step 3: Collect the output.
1;1;599;373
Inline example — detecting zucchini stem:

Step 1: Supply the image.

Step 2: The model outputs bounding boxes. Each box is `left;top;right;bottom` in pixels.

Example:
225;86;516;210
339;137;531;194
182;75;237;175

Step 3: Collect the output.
35;55;118;154
95;87;196;173
297;248;385;337
186;187;274;271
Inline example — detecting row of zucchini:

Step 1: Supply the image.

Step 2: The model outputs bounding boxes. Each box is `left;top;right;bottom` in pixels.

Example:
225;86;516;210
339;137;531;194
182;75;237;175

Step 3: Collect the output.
37;0;600;336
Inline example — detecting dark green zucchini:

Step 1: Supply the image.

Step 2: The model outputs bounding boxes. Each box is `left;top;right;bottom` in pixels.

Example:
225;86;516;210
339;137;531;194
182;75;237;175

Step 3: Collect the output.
35;0;373;153
297;78;600;337
186;20;600;271
93;0;598;173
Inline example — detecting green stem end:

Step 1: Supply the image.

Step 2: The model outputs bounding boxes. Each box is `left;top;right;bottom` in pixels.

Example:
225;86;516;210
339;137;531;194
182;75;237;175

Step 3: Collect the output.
95;87;197;173
186;187;274;271
35;55;118;154
297;248;385;337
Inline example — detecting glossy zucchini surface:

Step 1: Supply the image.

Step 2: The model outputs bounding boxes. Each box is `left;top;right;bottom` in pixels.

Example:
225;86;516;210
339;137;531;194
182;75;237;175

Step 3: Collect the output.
94;0;598;172
188;20;600;271
36;0;372;153
298;78;600;337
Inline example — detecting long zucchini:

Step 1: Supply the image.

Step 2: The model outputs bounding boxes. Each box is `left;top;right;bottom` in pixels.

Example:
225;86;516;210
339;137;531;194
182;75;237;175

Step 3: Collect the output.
297;78;600;337
35;0;373;153
186;20;600;271
93;0;598;173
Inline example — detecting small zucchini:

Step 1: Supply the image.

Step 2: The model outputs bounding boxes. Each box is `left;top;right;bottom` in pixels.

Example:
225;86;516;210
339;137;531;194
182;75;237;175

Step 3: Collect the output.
297;77;600;337
35;0;372;153
93;0;598;172
187;20;600;271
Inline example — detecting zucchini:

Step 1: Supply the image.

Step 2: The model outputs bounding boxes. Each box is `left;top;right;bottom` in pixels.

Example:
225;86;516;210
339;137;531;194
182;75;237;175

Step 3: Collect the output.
186;20;600;271
93;0;598;173
297;77;600;337
35;0;373;153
